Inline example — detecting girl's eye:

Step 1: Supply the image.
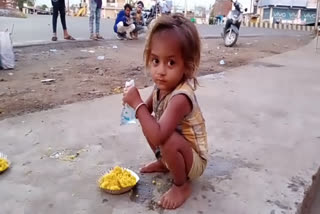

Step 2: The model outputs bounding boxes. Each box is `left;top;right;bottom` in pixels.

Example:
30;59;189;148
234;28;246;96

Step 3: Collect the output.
168;60;175;66
152;58;159;65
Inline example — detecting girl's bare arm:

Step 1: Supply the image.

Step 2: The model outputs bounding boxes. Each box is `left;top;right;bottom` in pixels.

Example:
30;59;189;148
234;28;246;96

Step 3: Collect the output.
144;92;153;114
136;94;192;147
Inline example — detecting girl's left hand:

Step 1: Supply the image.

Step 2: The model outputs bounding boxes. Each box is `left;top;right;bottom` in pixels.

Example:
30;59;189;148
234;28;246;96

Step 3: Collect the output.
123;86;143;109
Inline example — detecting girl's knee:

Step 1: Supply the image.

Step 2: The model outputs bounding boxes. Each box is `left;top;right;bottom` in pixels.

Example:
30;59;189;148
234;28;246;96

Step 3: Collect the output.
160;135;179;156
160;143;174;157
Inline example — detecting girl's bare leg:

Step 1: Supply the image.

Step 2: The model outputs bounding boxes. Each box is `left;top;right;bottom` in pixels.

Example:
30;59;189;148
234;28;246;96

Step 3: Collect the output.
158;132;193;209
140;136;169;173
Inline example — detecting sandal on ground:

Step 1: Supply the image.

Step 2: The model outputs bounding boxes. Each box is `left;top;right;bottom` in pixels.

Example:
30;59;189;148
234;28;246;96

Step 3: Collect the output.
96;35;104;40
90;34;98;40
64;35;75;40
116;33;125;40
52;36;58;41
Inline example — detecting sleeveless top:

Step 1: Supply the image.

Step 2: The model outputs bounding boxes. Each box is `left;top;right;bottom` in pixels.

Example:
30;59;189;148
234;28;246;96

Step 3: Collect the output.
152;81;208;160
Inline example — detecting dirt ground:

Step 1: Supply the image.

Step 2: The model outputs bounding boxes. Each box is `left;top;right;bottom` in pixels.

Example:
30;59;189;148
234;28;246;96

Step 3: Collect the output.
0;35;312;119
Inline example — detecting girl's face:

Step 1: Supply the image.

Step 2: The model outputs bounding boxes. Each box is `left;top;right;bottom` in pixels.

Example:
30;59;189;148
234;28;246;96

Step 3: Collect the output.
149;31;185;93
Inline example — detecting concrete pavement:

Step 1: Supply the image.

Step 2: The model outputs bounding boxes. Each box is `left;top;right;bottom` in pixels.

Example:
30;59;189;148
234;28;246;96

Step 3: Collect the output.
0;14;312;46
0;39;320;214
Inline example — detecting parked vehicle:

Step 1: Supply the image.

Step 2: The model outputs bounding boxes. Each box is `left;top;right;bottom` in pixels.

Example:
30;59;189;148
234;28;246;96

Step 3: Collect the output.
221;0;243;47
145;0;161;27
37;10;50;15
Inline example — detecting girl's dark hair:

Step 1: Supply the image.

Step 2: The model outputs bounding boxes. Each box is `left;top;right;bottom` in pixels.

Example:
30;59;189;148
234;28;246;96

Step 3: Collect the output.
144;13;201;89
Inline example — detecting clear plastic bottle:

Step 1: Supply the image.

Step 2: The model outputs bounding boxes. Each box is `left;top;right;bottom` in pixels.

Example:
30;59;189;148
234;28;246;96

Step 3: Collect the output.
120;80;137;125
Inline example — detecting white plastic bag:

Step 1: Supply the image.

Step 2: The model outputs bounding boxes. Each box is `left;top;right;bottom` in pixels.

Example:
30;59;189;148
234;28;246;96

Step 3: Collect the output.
0;31;15;70
120;80;137;125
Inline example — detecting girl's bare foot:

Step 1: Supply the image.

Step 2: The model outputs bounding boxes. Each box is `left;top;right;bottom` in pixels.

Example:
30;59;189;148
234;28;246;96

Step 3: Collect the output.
140;160;169;173
158;182;191;209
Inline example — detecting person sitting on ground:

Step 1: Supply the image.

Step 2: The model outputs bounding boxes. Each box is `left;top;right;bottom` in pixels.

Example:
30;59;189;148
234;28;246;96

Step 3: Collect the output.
123;14;208;209
131;1;146;39
113;4;135;40
51;0;75;41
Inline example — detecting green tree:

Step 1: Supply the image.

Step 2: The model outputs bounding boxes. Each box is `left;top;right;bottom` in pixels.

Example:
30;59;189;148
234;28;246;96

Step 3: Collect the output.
18;0;35;11
127;0;136;7
27;0;35;7
40;4;48;10
18;0;24;11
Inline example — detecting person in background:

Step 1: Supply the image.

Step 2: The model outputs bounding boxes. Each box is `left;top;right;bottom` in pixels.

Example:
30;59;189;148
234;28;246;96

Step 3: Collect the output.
89;0;103;40
160;0;172;15
114;4;135;40
51;0;75;41
131;1;146;39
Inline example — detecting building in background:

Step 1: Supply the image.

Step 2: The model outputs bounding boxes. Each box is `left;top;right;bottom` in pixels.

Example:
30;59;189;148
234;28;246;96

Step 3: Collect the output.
194;6;207;24
85;0;175;19
90;0;154;19
0;0;17;10
211;0;232;17
100;0;126;19
0;0;24;17
257;0;318;25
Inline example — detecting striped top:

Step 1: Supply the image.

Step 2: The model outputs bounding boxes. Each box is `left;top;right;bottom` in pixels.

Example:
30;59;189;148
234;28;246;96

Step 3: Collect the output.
152;81;208;160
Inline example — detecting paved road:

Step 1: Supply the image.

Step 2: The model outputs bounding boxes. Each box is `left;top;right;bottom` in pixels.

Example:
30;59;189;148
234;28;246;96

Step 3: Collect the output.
1;14;312;45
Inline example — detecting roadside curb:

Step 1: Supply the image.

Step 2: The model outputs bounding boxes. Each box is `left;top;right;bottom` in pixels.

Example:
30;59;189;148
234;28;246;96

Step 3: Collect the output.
13;38;96;48
201;34;263;39
13;34;266;48
243;22;316;32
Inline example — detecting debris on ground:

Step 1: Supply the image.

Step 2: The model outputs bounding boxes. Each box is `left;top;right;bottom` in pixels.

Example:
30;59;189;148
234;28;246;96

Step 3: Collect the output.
97;56;105;60
112;45;118;49
41;79;56;84
47;148;88;161
49;151;62;159
0;36;311;120
49;49;57;52
211;72;225;80
8;73;13;76
25;129;32;136
112;87;122;94
219;60;225;65
201;71;226;81
88;50;95;53
62;153;80;161
132;66;142;71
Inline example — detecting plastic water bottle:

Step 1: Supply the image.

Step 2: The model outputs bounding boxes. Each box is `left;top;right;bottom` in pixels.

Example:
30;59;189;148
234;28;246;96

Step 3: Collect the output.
120;80;137;125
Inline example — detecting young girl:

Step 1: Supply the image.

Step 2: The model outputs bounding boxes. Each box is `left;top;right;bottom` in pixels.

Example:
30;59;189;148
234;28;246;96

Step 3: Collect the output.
123;14;208;209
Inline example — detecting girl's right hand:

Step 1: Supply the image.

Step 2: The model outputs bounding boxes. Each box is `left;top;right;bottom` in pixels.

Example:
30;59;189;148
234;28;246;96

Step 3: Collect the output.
123;86;143;109
122;87;129;106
